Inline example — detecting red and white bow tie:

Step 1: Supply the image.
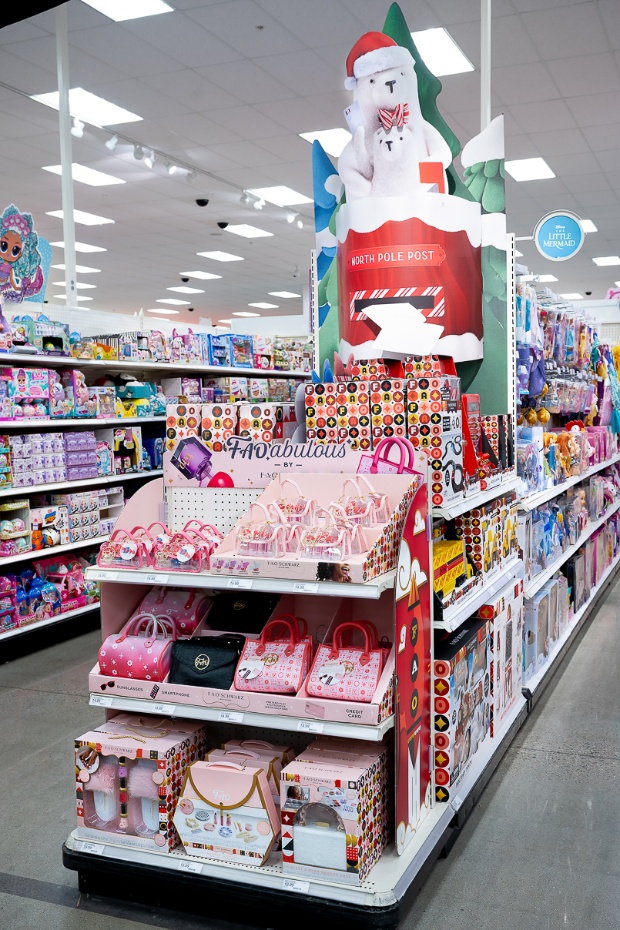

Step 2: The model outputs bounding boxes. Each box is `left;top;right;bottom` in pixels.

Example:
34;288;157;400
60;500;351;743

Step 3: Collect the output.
378;103;410;132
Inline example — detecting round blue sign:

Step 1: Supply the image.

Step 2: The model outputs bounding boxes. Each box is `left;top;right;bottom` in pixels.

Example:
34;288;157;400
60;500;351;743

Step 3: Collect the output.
534;211;584;262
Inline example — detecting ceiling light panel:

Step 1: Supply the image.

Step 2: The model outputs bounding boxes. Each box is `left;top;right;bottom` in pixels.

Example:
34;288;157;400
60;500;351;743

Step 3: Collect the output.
156;298;191;305
248;186;312;207
299;128;351;157
504;157;555;181
54;294;93;302
537;275;558;282
268;291;301;299
32;88;141;126
52;264;100;274
233;312;260;317
196;251;243;262
147;307;180;314
560;293;584;299
593;256;620;266
47;210;114;226
54;281;97;289
248;302;279;309
410;28;474;77
51;241;107;253
225;225;273;239
581;219;598;233
80;0;172;20
167;286;205;294
42;164;125;187
180;271;222;280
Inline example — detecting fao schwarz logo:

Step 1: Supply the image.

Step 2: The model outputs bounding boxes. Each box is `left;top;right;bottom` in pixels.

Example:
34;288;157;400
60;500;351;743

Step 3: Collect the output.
194;653;210;671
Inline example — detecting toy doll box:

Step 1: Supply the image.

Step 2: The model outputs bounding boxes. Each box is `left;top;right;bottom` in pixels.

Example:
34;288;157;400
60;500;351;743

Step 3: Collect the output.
75;717;207;853
475;579;523;736
89;593;395;726
209;472;421;584
174;760;279;865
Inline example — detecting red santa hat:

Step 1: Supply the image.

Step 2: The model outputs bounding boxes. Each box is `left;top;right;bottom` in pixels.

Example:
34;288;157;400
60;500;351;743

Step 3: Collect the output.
345;32;414;90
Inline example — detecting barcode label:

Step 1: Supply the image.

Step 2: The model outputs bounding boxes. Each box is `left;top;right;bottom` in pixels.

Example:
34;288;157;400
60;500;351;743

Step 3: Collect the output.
293;582;319;594
90;694;113;707
282;878;310;893
219;710;244;723
178;859;203;874
80;842;105;855
91;570;118;581
297;720;324;734
145;573;168;584
452;795;463;811
152;703;175;716
228;578;253;589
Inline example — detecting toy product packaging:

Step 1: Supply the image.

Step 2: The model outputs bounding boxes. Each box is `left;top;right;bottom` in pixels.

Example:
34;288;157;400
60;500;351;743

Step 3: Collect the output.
201;404;237;451
253;336;274;370
368;378;407;445
0;367;50;419
230;334;254;368
113;427;143;474
64;430;98;481
11;316;70;356
237;404;282;444
30;505;69;550
476;580;524;735
143;437;164;470
174;757;279;865
542;577;559;645
523;589;550;682
60;369;93;418
0;435;11;490
280;740;389;884
75;714;207;852
88;386;116;419
206;333;232;367
95;437;114;477
454;497;501;579
0;498;31;558
433;618;491;803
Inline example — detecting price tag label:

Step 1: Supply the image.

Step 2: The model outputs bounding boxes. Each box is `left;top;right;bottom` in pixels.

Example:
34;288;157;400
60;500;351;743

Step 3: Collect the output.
152;703;175;716
90;694;114;708
228;578;253;590
145;573;168;584
282;878;310;894
178;859;203;874
91;570;118;582
293;582;319;594
297;720;324;734
452;795;463;811
80;842;105;856
219;710;244;723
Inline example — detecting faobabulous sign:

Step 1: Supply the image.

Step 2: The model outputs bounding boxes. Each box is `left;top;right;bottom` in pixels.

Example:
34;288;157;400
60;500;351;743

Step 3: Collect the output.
533;211;585;263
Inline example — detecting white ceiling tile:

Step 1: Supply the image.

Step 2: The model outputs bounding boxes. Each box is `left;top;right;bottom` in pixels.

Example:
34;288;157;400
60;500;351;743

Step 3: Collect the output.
339;0;435;31
576;186;619;206
163;113;243;147
429;0;516;24
493;63;560;106
548;152;601;177
562;172;611;193
522;3;608;59
594;150;620;173
0;20;49;44
124;14;243;69
208;105;300;141
567;91;620;128
254;133;313;162
68;24;181;77
548;53;620;98
509;99;577;133
141;70;242;112
254;95;342;134
196;59;298;104
598;0;620;51
30;4;105;31
0;47;57;94
255;0;365;46
452;16;540;68
255;49;341;97
186;0;305;58
206;140;284;168
527;128;590;157
582;122;620;151
512;0;592;10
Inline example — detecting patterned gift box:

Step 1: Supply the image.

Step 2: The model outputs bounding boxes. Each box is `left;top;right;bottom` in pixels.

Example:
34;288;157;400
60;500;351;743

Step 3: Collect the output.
408;406;463;507
454;497;502;578
201;403;237;452
304;382;339;444
349;358;390;380
165;403;202;453
335;380;371;450
406;377;461;434
404;355;443;376
237;403;282;444
369;378;407;444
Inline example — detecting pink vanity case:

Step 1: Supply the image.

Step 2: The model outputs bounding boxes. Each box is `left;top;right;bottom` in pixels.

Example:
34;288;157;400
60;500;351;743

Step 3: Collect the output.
75;714;207;852
90;592;395;727
205;747;281;803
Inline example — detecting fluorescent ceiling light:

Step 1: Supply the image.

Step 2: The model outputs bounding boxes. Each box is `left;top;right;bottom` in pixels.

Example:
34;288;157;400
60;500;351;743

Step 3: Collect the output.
167;286;205;294
519;274;535;282
581;219;598;233
46;209;114;226
504;157;555;182
226;224;273;239
52;263;100;274
593;256;620;266
560;293;583;299
299;128;351;158
248;186;312;207
233;311;260;317
42;163;125;187
31;87;141;127
147;307;179;315
180;270;222;280
248;302;279;309
268;291;301;299
51;240;106;253
411;27;474;77
197;251;243;262
156;298;190;305
80;0;172;20
54;294;93;302
537;274;558;283
54;281;97;289
514;248;523;257
218;319;232;324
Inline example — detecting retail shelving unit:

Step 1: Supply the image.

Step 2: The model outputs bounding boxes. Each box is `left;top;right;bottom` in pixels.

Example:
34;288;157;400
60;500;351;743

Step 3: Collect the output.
0;469;163;500
0;601;99;642
518;453;620;512
0;416;166;429
435;555;522;633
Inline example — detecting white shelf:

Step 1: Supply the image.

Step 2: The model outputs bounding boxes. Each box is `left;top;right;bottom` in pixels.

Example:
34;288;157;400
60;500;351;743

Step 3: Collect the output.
0;601;100;641
523;498;620;598
0;534;109;568
0;352;309;379
524;550;620;697
435;556;523;633
85;567;396;600
432;473;519;520
88;692;393;742
0;469;162;499
0;416;166;430
519;453;620;512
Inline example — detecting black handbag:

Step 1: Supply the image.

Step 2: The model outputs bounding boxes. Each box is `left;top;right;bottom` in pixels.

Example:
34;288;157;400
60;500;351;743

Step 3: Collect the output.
205;591;281;635
168;633;246;690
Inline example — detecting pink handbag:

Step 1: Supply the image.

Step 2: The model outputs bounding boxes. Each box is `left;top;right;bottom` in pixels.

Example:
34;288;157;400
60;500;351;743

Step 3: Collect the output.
138;586;212;636
235;502;289;558
234;616;311;694
182;519;223;548
98;612;178;681
299;509;353;560
97;528;154;570
270;479;318;525
357;436;417;475
306;621;385;703
153;531;206;572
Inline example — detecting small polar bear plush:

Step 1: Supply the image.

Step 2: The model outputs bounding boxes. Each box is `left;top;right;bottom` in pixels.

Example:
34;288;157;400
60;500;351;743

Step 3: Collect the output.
371;126;428;196
338;31;451;201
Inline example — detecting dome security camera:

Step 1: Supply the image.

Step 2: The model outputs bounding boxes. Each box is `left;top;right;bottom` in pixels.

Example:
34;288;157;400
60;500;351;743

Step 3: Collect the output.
217;221;229;229
181;276;190;283
188;307;195;312
195;198;209;207
585;291;593;296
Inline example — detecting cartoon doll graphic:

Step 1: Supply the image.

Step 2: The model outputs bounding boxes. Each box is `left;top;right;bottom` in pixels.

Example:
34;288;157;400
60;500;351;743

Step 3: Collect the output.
0;204;44;307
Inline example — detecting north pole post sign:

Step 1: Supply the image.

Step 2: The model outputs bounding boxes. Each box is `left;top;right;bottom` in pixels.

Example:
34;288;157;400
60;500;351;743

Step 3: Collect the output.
533;211;585;262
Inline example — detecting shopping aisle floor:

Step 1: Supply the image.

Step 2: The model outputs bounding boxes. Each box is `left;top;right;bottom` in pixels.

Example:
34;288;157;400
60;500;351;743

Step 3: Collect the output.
1;578;619;930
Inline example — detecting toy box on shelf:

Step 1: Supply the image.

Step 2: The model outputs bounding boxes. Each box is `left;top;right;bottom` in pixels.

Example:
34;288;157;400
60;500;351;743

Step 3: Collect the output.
0;499;31;558
88;387;116;419
0;367;50;419
65;430;98;482
11;316;70;356
30;504;69;551
237;404;282;444
475;579;524;735
113;427;143;475
60;369;94;418
0;434;11;490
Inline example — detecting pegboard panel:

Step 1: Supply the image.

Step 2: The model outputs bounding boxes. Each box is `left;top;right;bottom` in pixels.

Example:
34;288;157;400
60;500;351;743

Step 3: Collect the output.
166;486;261;533
598;322;620;345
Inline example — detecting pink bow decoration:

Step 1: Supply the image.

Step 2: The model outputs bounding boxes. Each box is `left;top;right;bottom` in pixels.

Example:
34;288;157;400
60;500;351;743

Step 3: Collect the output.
378;103;410;132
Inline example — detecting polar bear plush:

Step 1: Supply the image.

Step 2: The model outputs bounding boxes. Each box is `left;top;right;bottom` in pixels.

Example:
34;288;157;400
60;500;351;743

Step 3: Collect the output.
371;126;427;196
338;32;451;201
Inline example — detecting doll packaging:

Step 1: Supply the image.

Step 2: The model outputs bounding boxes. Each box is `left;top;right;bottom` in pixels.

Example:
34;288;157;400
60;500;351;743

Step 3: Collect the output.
475;579;524;736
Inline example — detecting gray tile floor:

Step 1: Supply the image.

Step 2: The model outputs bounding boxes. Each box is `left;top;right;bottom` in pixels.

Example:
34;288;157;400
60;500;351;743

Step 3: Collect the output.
1;577;619;930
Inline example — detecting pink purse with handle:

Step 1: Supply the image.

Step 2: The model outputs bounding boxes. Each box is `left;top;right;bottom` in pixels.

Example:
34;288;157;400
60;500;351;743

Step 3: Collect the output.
98;612;178;681
138;586;211;636
357;436;418;475
234;616;311;694
306;621;385;703
97;528;154;570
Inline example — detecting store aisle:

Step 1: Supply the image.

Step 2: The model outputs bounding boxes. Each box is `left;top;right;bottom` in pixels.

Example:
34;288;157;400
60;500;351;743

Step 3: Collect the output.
1;577;619;930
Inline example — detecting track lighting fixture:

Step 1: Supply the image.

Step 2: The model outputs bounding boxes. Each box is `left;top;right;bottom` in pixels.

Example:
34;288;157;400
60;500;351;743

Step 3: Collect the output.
133;144;144;160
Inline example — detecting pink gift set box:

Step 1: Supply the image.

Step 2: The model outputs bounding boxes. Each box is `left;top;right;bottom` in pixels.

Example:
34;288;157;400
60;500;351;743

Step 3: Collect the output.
90;591;395;727
75;713;207;852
